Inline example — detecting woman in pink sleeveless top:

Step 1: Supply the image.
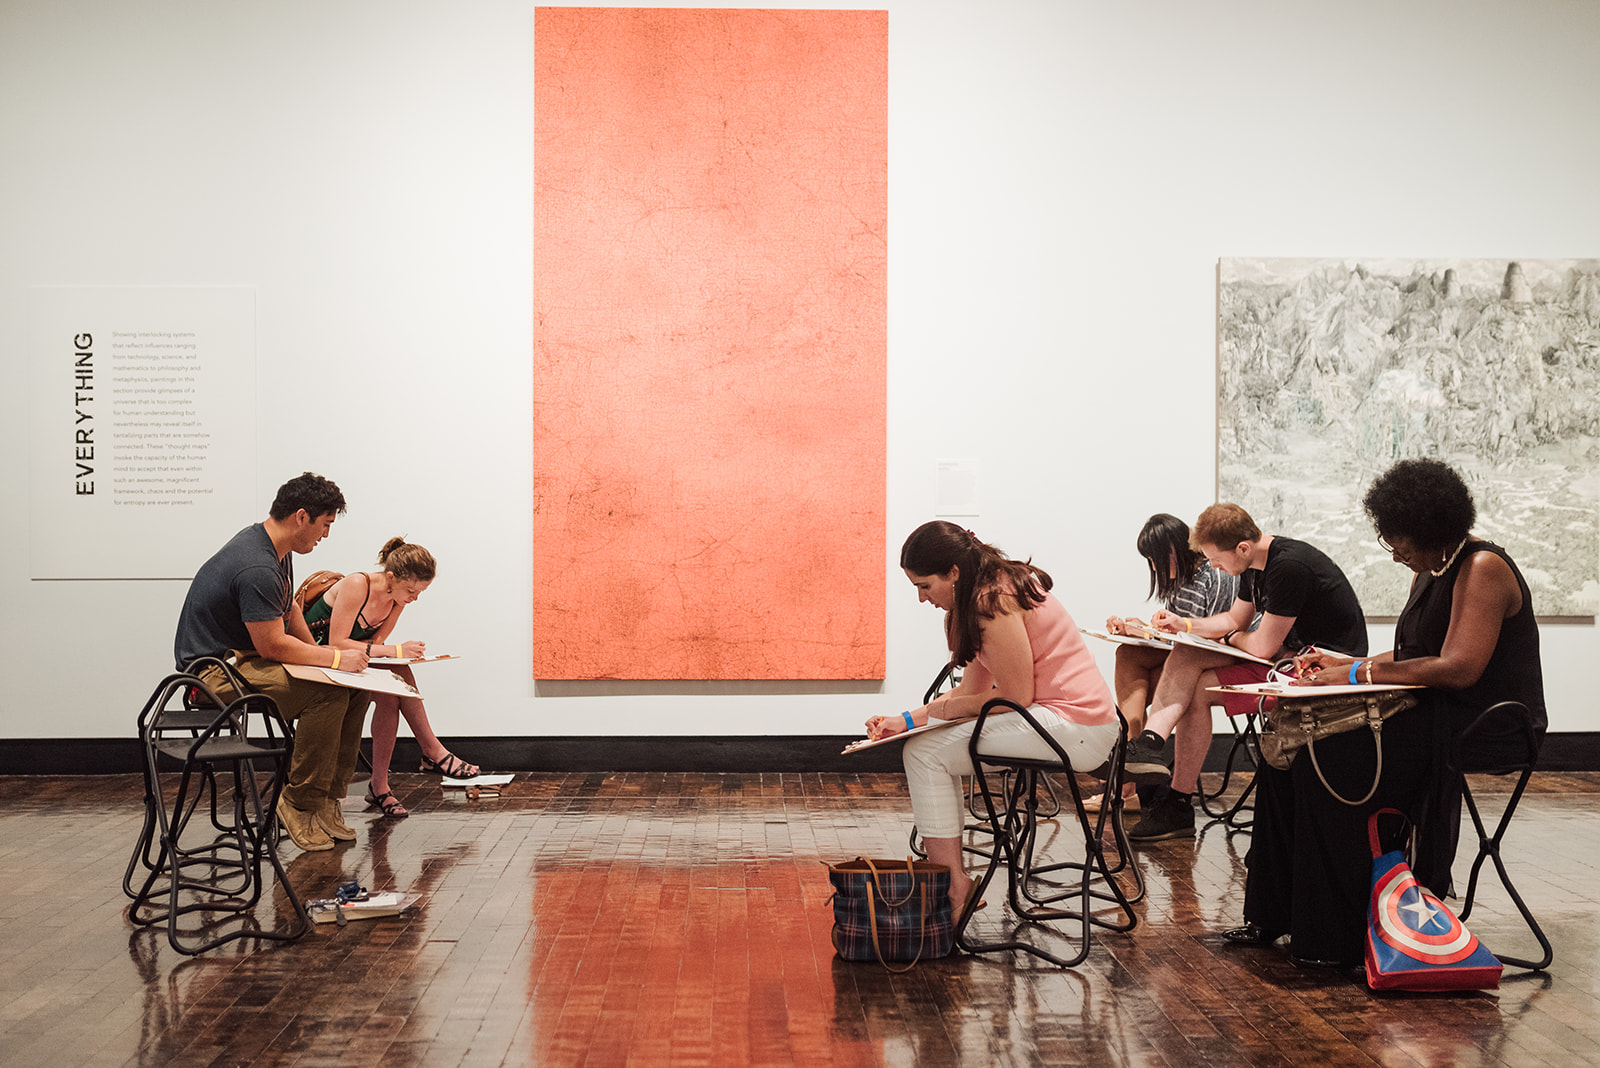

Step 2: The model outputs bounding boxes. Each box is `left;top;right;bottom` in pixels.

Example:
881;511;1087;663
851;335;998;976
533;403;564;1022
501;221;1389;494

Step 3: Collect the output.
866;521;1118;915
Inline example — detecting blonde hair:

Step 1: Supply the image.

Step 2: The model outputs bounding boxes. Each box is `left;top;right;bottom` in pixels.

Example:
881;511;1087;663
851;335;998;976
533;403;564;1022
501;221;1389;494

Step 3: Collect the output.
378;537;436;582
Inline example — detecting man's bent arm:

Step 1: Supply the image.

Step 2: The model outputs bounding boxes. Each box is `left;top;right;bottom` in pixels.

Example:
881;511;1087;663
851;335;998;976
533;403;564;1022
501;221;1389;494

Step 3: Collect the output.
1231;611;1295;660
284;601;317;646
245;617;368;671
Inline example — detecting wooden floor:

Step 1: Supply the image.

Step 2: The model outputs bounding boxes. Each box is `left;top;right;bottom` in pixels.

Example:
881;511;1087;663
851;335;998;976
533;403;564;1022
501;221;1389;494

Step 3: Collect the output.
3;769;1599;1068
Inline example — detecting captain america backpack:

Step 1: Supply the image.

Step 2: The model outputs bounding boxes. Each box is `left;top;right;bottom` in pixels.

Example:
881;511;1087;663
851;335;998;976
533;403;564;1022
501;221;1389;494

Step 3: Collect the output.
1365;808;1503;991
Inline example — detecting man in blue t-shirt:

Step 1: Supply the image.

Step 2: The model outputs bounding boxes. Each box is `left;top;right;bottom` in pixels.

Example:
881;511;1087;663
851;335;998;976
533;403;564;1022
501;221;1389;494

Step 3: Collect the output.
1122;502;1366;842
174;472;371;852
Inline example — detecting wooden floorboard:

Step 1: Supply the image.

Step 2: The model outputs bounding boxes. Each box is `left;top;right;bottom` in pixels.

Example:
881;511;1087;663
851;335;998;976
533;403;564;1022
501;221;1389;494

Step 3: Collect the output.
2;770;1597;1067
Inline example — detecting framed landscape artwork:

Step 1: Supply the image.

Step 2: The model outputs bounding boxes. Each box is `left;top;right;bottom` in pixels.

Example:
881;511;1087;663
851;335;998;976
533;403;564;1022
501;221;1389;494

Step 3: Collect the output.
1218;257;1600;620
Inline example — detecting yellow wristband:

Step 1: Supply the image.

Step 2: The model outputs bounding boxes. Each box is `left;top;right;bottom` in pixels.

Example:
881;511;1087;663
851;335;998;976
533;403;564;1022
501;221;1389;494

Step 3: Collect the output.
1185;618;1193;633
392;642;403;658
331;648;341;670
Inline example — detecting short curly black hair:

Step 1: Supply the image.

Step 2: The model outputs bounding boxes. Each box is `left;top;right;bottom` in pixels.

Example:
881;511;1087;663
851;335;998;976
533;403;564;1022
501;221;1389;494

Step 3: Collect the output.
269;472;346;520
1362;459;1475;551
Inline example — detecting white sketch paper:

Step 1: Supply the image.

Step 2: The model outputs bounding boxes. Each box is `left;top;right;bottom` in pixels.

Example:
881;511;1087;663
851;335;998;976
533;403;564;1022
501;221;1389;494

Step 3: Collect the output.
1218;258;1599;618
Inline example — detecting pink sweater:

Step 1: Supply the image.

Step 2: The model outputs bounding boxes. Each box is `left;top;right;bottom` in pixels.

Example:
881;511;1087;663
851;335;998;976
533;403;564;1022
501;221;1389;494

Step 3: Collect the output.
972;591;1116;726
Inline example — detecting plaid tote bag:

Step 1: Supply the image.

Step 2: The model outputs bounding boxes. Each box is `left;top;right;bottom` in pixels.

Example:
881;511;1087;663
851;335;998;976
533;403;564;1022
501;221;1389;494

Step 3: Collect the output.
827;857;954;970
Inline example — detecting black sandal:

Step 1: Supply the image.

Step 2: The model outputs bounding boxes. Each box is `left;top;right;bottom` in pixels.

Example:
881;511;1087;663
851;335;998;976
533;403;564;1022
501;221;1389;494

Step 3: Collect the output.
418;751;478;779
364;787;408;818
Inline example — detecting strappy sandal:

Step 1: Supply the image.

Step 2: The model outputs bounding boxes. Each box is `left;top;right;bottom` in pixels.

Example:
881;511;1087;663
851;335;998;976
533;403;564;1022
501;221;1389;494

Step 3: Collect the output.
418;751;479;779
364;786;409;818
955;880;988;929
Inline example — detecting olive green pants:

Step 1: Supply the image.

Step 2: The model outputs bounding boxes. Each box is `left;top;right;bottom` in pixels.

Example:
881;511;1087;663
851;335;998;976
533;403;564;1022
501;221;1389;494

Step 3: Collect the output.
201;654;370;811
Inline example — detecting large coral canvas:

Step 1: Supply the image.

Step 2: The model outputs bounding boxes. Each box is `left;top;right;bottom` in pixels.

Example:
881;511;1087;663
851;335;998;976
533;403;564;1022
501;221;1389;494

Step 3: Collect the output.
534;8;887;678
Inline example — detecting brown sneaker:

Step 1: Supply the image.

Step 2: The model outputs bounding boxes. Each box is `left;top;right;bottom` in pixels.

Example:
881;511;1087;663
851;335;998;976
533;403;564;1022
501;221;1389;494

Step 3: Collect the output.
276;795;334;851
314;797;357;842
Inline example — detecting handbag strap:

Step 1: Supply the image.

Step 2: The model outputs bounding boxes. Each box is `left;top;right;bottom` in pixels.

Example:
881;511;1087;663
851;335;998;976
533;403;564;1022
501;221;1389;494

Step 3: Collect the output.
863;857;918;908
1368;806;1410;858
1302;696;1386;806
865;873;927;973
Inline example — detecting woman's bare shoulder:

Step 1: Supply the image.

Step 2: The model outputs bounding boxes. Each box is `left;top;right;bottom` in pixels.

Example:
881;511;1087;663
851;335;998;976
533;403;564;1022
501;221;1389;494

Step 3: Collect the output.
327;569;371;601
1456;547;1518;613
1459;547;1514;583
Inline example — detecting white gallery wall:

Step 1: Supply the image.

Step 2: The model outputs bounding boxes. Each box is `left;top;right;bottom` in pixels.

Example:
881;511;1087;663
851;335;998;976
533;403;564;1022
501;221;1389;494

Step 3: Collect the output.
2;0;1597;740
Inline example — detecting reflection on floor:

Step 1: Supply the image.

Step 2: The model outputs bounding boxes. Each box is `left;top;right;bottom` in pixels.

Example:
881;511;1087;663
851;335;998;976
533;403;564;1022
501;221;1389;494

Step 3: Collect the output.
2;770;1598;1067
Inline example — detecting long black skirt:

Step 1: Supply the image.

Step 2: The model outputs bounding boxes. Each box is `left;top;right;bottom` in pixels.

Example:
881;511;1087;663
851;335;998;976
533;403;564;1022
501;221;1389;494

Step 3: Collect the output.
1241;705;1438;964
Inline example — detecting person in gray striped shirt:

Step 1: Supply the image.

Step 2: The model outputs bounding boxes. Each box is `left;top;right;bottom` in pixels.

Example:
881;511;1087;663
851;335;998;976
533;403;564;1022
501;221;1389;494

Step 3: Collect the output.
1092;514;1239;813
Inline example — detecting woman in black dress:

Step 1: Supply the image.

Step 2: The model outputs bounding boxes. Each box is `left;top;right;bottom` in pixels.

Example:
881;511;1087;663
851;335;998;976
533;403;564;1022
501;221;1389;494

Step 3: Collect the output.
1226;459;1545;966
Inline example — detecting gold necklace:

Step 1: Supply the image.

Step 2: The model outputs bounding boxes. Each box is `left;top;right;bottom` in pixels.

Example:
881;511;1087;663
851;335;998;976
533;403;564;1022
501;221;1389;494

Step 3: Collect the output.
1431;536;1471;578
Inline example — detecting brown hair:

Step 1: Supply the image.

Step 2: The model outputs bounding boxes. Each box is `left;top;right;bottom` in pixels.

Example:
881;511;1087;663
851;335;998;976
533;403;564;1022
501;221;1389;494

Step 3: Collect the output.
899;520;1051;668
1191;503;1261;551
378;537;436;582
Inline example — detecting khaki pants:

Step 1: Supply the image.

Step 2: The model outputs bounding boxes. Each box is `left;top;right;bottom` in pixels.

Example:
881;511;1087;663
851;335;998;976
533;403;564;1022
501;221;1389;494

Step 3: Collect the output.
201;654;370;811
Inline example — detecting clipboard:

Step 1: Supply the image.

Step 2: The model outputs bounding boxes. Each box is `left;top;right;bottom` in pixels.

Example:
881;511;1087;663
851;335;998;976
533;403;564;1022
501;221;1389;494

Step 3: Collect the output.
1210;681;1423;697
283;663;421;698
1083;626;1172;652
307;891;421;924
842;717;964;754
1161;629;1275;665
366;653;460;666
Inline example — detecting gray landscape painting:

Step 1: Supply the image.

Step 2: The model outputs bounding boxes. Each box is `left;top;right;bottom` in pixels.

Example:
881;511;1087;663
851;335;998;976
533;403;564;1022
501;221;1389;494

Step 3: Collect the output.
1218;257;1600;619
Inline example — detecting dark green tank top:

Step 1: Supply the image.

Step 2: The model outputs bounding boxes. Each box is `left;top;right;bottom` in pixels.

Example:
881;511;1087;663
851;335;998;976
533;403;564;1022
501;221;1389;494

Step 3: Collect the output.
304;583;390;645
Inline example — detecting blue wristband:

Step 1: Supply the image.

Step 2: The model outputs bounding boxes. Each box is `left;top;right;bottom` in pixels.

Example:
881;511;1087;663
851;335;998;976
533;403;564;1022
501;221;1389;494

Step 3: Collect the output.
902;711;916;732
1348;660;1362;685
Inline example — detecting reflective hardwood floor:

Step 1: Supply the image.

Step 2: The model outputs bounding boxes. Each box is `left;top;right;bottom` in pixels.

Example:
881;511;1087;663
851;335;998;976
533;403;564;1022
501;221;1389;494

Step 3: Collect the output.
2;769;1598;1067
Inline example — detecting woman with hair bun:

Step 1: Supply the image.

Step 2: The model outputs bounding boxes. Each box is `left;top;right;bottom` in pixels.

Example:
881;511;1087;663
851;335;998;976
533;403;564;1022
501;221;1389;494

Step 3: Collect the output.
866;521;1119;916
305;537;479;817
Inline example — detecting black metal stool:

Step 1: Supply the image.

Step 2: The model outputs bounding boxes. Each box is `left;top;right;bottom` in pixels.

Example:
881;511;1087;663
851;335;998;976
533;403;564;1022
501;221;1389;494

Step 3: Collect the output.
1452;699;1551;971
124;657;262;898
125;668;309;955
1197;706;1259;831
957;697;1141;967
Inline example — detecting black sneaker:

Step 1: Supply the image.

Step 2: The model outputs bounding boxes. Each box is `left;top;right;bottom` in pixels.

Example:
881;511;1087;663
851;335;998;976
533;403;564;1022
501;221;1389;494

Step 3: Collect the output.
1222;923;1282;946
1126;791;1195;843
1122;730;1173;786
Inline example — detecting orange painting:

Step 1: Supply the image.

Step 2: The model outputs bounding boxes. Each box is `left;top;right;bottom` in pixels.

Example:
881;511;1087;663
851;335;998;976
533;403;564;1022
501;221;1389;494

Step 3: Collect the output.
533;9;887;679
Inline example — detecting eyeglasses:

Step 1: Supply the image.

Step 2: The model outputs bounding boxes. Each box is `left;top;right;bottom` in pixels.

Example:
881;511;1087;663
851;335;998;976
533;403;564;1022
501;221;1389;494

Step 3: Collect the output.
1378;534;1415;562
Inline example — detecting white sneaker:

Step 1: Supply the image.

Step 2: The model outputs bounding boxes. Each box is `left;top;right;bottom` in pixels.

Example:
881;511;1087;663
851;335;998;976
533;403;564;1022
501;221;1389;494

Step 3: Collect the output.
1083;789;1140;814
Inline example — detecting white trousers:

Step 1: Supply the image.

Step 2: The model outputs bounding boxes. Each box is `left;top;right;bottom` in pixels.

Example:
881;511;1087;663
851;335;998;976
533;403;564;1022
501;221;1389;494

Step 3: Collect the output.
902;710;1119;838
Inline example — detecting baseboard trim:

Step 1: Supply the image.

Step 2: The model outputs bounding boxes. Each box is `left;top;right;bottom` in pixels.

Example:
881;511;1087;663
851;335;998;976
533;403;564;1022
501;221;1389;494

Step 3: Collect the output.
4;733;1596;776
0;735;906;775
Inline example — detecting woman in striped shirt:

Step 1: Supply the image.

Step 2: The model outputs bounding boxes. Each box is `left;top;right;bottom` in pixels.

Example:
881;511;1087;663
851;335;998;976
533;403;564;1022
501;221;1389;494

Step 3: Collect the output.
1092;514;1239;812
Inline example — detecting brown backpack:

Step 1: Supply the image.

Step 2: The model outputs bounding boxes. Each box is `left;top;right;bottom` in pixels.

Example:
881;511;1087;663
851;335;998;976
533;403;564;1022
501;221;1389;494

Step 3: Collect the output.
294;570;344;615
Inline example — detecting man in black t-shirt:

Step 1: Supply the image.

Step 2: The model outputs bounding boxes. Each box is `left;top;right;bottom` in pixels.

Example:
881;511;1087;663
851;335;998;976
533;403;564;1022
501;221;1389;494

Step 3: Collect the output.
1122;503;1366;842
